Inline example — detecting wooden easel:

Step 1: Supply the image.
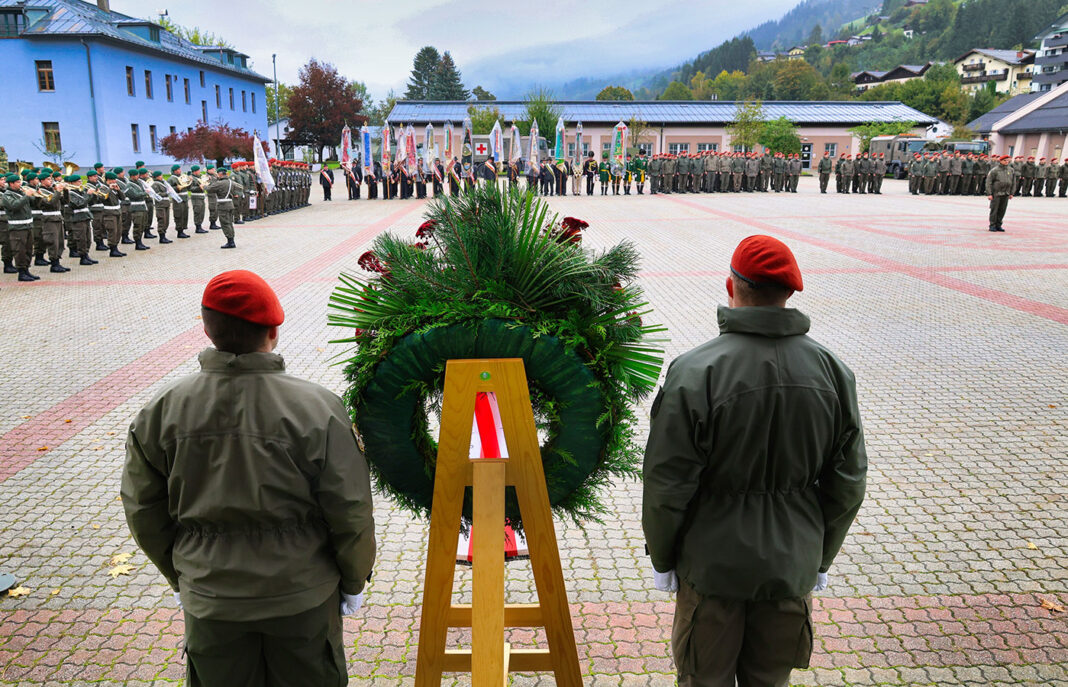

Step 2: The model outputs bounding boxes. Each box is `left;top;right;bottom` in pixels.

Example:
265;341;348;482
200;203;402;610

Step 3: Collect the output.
414;359;583;687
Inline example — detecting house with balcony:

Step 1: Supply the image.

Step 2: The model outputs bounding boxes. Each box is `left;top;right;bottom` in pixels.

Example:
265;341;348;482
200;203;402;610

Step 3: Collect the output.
1032;12;1068;93
852;63;932;92
953;49;1034;96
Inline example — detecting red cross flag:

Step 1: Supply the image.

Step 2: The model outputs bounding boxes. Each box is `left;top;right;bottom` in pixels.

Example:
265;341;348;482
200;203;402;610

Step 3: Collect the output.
476;143;488;155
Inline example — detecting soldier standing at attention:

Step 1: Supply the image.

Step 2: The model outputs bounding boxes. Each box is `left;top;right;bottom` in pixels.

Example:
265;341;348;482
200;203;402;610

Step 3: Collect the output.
744;153;759;193
34;172;69;272
100;172;125;257
788;154;802;193
2;174;39;281
961;154;975;195
907;153;922;195
150;171;172;244
759;149;773;192
168;165;191;239
205;165;221;229
64;175;97;266
948;152;963;195
124;170;150;252
122;270;376;687
833;154;846;193
853;153;867;194
190;166;208;233
987;155;1015;232
647;153;660;195
872;153;886;195
643;235;866;687
1058;158;1068;197
817;151;832;194
599;154;611;196
319;165;335;201
206;167;242;249
635;150;648;195
1035;158;1049;197
1044;158;1059;197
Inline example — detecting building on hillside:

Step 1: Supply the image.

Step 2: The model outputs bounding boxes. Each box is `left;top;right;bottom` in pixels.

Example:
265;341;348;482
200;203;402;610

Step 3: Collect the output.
1032;12;1068;93
852;63;932;92
825;40;849;48
953;49;1034;96
756;50;778;62
0;0;269;169
905;0;928;6
387;100;937;171
787;46;806;60
968;80;1068;159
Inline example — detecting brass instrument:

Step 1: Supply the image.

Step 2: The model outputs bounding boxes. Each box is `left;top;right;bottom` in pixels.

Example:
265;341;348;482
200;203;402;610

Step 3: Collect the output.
42;161;61;173
62;161;79;176
198;175;211;190
34;186;56;201
141;179;164;202
177;173;193;191
16;161;33;175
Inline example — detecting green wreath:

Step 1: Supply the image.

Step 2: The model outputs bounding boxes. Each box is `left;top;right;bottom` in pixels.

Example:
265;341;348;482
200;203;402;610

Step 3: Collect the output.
329;185;665;528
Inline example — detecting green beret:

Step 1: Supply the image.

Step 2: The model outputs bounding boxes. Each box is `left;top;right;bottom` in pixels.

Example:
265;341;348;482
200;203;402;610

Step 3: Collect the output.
171;164;181;172
191;164;201;172
139;168;150;176
112;167;124;174
4;173;19;183
104;172;117;180
217;167;229;174
52;172;63;178
38;171;53;181
152;170;162;178
93;162;104;169
86;169;99;177
66;174;81;182
206;163;215;170
135;161;145;168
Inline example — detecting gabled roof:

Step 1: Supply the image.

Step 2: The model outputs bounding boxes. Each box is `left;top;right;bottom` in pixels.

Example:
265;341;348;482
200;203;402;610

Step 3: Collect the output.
999;90;1068;134
0;0;269;82
967;92;1044;133
880;63;932;81
953;48;1035;65
1034;12;1068;41
387;100;938;126
852;70;889;81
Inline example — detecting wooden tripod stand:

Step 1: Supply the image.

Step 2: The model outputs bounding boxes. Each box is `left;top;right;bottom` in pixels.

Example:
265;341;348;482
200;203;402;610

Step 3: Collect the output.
414;358;582;687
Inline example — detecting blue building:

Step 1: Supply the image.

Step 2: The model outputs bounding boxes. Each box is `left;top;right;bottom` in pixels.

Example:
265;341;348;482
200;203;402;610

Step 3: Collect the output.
0;0;269;169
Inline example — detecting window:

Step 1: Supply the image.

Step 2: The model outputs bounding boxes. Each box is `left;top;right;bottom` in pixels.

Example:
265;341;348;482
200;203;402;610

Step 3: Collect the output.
35;61;55;92
251;92;256;113
126;66;135;96
567;143;575;158
824;142;838;157
697;143;717;152
42;122;61;153
215;84;221;108
1;9;28;36
241;90;247;112
199;70;205;87
149;125;158;152
169;125;176;135
637;142;653;156
201;100;208;122
669;142;690;155
144;70;153;99
732;144;752;152
229;87;234;110
165;74;173;101
184;78;190;104
131;123;140;153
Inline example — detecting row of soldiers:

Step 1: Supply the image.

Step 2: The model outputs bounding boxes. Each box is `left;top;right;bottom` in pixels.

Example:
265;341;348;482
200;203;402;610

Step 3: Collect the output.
646;151;806;194
0;160;311;282
907;152;1068;198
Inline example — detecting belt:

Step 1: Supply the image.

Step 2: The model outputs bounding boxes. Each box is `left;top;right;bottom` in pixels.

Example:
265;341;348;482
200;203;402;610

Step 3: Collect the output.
129;202;147;208
8;219;32;226
32;210;42;216
216;199;234;205
103;205;120;210
42;211;62;217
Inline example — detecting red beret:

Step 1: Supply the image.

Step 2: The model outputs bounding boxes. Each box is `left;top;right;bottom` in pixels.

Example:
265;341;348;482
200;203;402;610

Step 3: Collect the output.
730;235;803;292
202;270;284;326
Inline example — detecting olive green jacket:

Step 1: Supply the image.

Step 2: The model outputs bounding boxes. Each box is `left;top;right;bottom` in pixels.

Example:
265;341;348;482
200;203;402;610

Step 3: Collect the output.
643;306;867;601
122;349;376;621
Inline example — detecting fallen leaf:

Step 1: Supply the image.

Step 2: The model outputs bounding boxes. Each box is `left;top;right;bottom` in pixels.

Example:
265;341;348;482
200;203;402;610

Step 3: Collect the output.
1040;598;1065;613
316;347;325;352
22;416;31;420
109;553;133;566
1027;542;1038;550
64;419;72;423
1050;404;1058;409
94;446;103;450
6;587;31;598
108;564;135;578
194;315;202;320
91;523;100;529
37;447;49;452
50;589;60;596
106;431;116;436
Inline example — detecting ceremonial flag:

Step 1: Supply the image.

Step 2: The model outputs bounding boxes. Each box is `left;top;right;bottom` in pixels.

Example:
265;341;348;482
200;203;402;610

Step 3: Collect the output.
461;116;473;178
424;123;435;168
340;124;352;169
575;122;584;166
360;126;373;177
610;121;628;176
490;120;503;163
381;121;391;172
509;123;522;165
554;116;565;161
395;126;407;166
529;120;540;168
252;134;275;193
405;124;418;176
443;120;453;161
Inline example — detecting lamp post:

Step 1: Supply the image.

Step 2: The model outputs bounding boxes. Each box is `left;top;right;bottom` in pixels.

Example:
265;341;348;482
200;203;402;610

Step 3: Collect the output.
272;53;281;157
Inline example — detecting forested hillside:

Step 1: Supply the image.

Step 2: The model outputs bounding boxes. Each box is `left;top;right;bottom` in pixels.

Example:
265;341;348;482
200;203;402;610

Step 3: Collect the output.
745;0;879;50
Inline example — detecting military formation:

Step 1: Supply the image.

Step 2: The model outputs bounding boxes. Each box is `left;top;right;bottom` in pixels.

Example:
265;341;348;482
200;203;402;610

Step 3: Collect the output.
905;152;1068;199
0;159;310;282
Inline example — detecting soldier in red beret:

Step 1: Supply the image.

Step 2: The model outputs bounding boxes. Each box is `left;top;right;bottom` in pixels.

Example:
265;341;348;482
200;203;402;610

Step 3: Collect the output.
644;236;867;687
122;270;376;687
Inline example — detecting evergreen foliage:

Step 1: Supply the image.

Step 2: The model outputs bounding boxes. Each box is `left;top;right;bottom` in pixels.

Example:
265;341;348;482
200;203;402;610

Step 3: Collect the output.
472;86;496;101
673;37;758;86
727;99;766;150
596;85;635;101
758;117;803;154
430;52;470;100
518;88;562;141
659;81;694;100
405;46;441;100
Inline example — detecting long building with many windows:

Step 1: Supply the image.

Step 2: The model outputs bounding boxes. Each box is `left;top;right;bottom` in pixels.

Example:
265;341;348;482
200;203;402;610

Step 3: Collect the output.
387;100;938;171
0;0;269;168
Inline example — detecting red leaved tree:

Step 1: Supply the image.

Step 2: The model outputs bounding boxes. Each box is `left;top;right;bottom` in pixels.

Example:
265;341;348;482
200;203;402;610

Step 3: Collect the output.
287;59;367;162
160;121;255;166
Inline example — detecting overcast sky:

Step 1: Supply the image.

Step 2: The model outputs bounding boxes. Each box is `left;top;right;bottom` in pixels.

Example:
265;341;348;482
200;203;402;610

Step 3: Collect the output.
110;0;801;101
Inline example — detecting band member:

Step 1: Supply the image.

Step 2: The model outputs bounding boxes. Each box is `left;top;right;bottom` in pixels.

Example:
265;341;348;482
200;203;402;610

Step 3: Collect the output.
526;159;540;196
507;157;521;190
448;158;461;197
319;165;334;201
481;158;498;189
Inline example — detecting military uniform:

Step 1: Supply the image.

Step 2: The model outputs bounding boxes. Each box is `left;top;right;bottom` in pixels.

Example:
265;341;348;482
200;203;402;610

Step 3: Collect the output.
1;175;38;280
168;165;191;238
149;171;172;243
189;167;208;232
598;157;610;196
124;171;151;250
0;176;12;274
743;155;759;192
660;155;675;194
205;168;243;248
33;173;69;271
817;155;832;193
787;155;802;193
986;157;1015;231
872;155;886;194
206;165;220;228
758;152;773;192
907;155;922;195
634;153;648;194
63;175;97;265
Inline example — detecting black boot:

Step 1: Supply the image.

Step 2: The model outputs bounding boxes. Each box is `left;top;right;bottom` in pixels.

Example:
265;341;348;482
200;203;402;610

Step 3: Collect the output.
159;236;173;244
176;229;189;238
109;246;126;257
80;254;98;265
2;259;15;274
121;232;134;245
235;219;244;225
50;259;70;273
69;247;78;258
195;225;208;234
135;240;150;251
34;254;50;267
143;229;156;239
220;239;236;249
95;240;108;252
209;222;220;230
18;268;38;282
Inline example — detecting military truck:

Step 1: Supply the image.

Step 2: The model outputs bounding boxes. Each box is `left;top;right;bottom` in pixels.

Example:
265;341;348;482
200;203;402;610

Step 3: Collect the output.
870;135;992;178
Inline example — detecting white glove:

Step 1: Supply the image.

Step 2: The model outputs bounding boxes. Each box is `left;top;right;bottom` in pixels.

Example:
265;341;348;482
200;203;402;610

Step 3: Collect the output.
173;591;183;609
339;591;364;616
813;572;829;592
653;569;679;593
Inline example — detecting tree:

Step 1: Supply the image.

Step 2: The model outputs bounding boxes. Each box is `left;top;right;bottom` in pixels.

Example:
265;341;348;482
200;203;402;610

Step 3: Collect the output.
266;83;292;125
406;46;441;100
727;99;765;151
808;24;824;46
596;85;635;101
627;116;654;154
848;120;917;152
287;59;367;162
157;17;231;48
758;116;801;154
467;104;502;135
430;51;469;100
518;88;562;143
710;70;748;100
365;90;397;127
472;86;496;101
772;60;827;100
689;72;716;100
160;121;255;166
660;81;694;100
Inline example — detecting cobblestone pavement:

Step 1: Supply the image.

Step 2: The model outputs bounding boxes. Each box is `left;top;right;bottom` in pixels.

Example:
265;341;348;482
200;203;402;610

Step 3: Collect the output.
1;180;1066;686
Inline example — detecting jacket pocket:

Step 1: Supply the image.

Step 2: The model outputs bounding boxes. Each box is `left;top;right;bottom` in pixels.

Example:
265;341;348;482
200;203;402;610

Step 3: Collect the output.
793;596;814;669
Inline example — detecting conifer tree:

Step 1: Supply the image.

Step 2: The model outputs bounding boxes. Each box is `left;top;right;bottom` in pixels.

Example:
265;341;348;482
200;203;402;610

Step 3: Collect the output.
405;46;441;100
431;51;469;100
